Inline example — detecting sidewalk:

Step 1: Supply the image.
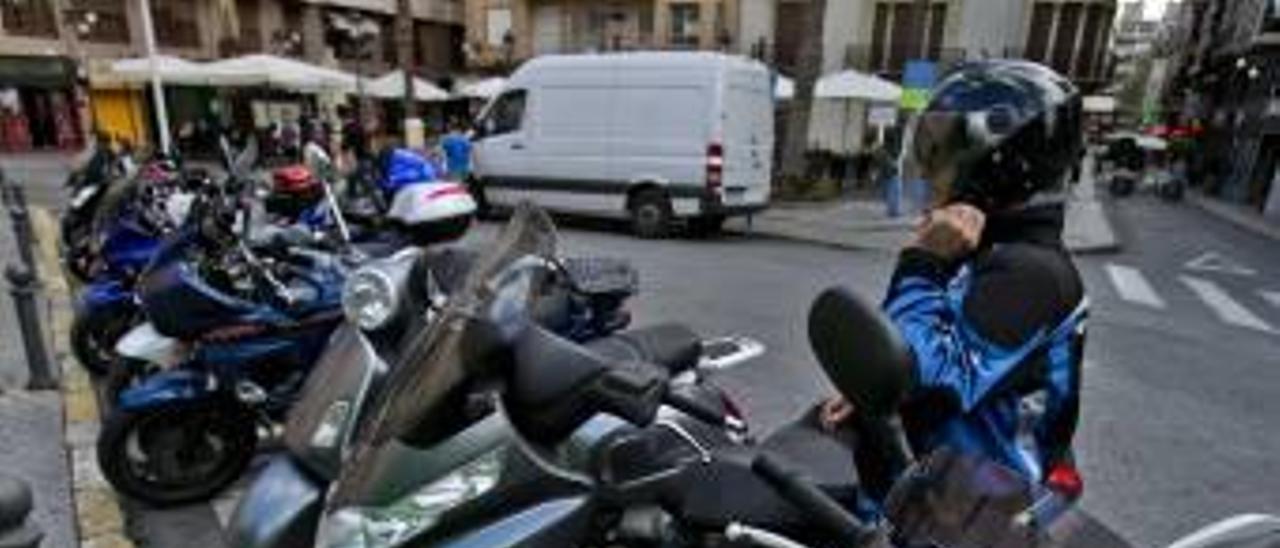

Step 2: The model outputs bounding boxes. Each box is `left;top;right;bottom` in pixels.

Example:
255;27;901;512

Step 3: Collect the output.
727;161;1120;254
1186;191;1280;243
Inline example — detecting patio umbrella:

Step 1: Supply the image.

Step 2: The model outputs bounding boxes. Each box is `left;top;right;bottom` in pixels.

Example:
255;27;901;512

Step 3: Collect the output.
365;70;450;101
203;54;356;93
457;77;507;100
815;70;903;102
110;55;215;86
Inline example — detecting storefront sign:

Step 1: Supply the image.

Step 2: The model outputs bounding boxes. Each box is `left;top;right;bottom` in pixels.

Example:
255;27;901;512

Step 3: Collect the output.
868;105;898;127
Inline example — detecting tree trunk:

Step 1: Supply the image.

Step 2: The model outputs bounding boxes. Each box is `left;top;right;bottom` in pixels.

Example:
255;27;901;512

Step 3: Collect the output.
778;0;827;180
397;0;416;124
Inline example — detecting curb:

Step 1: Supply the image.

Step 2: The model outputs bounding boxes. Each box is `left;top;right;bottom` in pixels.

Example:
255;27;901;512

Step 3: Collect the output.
29;206;136;548
1185;191;1280;243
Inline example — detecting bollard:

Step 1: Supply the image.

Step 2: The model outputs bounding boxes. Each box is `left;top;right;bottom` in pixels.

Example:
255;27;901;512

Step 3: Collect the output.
5;186;38;276
4;266;56;391
0;473;42;548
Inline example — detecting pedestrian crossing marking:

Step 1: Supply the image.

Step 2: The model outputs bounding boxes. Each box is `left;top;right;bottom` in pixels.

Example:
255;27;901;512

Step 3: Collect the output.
1180;276;1277;334
1105;264;1167;309
1261;291;1280;310
1184;251;1257;277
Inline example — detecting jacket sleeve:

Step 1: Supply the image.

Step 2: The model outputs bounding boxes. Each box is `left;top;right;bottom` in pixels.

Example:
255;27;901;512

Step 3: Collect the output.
883;248;1055;412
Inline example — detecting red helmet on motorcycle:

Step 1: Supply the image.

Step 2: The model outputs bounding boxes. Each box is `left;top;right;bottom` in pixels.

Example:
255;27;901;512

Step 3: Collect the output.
267;164;323;220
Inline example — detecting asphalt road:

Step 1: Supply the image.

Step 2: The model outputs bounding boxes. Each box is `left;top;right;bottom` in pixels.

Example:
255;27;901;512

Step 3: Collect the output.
5;158;1279;546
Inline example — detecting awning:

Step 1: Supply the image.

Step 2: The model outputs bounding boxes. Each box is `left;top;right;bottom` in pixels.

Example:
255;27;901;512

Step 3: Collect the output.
0;56;74;88
203;54;357;93
364;70;450;101
109;55;217;86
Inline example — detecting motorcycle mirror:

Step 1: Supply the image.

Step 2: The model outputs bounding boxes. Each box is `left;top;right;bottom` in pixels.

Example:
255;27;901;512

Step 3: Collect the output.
807;287;914;418
232;139;258;178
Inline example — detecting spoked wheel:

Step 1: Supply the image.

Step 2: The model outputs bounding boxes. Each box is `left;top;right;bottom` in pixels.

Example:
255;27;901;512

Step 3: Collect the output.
97;398;258;506
70;307;138;377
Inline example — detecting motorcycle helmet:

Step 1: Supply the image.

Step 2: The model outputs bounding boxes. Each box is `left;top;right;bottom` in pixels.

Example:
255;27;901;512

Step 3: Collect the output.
386;182;476;246
267;164;323;220
900;60;1083;212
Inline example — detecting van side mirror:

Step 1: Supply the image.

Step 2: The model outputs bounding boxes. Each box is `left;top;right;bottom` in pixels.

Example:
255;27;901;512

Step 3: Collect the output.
807;287;914;417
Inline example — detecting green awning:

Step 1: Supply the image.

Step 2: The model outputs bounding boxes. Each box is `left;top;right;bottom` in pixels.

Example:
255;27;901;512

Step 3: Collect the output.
0;56;73;88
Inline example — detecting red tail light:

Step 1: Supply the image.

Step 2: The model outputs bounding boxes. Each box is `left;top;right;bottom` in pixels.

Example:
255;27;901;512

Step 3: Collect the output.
706;143;724;191
1046;464;1083;499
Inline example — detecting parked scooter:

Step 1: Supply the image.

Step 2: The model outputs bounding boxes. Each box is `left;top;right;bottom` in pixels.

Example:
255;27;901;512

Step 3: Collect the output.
232;204;1280;548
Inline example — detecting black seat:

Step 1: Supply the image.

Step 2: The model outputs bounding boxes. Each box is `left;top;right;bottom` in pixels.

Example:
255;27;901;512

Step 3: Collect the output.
585;324;701;376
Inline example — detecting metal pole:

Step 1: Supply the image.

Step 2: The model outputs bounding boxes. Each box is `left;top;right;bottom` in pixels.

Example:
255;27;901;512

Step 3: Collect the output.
138;0;171;155
5;266;57;390
6;185;38;276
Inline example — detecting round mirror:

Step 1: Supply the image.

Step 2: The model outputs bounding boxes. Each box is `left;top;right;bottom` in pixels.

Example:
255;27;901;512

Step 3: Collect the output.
807;287;914;417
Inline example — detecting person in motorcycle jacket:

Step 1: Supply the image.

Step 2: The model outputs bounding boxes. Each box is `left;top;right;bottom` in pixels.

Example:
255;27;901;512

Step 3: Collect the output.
821;60;1089;503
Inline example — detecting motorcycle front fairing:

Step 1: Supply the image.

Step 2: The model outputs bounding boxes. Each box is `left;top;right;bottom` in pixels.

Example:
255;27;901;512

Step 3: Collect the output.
76;279;135;317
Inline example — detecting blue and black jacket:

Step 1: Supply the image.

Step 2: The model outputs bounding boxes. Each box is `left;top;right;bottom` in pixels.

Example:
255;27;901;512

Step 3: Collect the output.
884;203;1087;485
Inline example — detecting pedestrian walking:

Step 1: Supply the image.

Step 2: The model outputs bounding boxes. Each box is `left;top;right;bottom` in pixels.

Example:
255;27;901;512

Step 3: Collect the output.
440;120;473;182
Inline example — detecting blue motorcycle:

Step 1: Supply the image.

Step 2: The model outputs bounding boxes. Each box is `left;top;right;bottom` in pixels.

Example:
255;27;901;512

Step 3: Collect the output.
68;201;169;375
96;217;350;505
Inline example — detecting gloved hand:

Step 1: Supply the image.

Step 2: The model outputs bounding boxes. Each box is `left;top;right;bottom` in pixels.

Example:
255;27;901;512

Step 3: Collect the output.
909;204;986;261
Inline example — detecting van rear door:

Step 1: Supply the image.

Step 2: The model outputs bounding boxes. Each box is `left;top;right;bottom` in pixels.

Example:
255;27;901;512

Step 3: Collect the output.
721;67;774;208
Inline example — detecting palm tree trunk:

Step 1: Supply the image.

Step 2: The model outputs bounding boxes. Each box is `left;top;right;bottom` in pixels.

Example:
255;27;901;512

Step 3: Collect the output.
778;0;827;180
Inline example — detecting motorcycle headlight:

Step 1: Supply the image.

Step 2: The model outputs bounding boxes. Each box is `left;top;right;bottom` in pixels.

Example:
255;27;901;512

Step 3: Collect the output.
342;267;400;331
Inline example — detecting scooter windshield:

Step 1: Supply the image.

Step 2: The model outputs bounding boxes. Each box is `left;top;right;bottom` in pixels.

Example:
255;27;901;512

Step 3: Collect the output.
328;203;557;508
884;449;1132;548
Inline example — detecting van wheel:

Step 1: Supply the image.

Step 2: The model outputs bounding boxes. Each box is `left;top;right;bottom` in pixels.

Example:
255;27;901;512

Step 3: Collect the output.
630;190;672;239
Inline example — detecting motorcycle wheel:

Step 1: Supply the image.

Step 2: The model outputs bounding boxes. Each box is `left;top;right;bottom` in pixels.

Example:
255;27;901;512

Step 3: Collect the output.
97;397;258;506
69;307;137;377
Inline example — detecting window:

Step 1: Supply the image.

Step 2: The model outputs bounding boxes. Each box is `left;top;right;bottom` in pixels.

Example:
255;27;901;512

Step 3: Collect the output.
482;90;526;136
669;3;701;49
2;0;58;38
870;2;948;74
1026;3;1054;62
1051;2;1083;76
68;0;130;44
153;0;201;48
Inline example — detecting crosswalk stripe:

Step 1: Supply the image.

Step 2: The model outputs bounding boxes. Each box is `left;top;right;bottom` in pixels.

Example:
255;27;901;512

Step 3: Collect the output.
1105;264;1167;309
1180;276;1277;334
1261;290;1280;309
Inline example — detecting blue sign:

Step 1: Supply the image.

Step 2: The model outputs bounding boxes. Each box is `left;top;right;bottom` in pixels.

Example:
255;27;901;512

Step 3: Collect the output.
903;60;938;90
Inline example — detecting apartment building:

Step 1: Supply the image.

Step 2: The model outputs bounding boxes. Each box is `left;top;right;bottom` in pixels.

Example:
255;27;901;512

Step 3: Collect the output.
463;0;774;69
0;0;465;150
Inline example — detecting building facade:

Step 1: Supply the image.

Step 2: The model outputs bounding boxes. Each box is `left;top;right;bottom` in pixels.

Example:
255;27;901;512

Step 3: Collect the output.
462;0;774;70
1169;0;1280;217
0;0;464;150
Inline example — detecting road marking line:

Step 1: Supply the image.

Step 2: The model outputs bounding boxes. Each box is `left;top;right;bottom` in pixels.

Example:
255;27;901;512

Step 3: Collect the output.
1180;276;1277;334
1184;251;1257;277
1261;290;1280;309
1105;264;1167;309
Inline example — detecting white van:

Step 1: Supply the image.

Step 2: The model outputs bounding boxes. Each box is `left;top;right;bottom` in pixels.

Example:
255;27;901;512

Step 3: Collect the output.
470;52;774;237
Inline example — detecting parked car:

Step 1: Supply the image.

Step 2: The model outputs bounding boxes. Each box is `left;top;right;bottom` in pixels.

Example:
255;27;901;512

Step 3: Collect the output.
469;51;774;238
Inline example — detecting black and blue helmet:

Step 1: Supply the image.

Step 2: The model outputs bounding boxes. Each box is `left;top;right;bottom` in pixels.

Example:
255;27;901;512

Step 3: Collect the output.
901;60;1083;211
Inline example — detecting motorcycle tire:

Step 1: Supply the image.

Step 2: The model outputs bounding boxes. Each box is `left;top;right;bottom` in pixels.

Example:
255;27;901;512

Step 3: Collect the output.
69;306;137;377
97;397;258;506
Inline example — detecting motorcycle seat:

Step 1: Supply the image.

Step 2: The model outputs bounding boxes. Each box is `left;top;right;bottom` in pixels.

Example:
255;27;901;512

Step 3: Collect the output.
585;323;701;376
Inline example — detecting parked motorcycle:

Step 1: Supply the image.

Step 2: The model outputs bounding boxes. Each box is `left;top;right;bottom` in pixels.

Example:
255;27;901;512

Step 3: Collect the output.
68;160;207;375
58;141;139;278
96;144;482;506
231;203;1280;548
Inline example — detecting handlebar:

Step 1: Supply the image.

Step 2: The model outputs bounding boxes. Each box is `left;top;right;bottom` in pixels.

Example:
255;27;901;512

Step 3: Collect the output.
751;453;882;547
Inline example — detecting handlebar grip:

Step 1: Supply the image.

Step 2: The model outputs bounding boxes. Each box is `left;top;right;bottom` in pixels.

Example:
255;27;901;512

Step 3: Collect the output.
751;453;877;546
664;389;745;434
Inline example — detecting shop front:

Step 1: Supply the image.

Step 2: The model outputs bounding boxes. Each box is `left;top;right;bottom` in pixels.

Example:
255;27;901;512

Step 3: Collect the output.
0;56;84;151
